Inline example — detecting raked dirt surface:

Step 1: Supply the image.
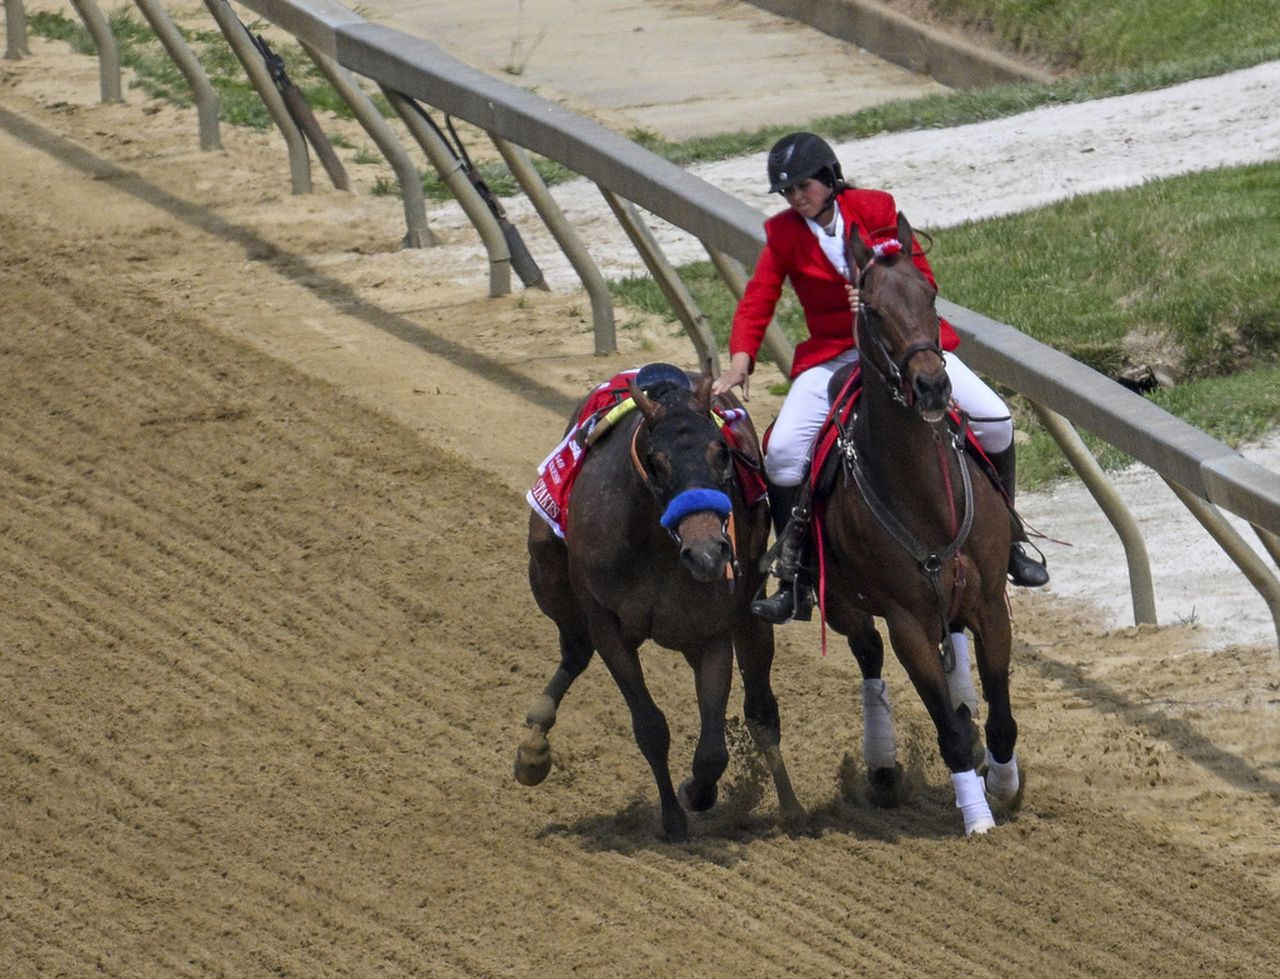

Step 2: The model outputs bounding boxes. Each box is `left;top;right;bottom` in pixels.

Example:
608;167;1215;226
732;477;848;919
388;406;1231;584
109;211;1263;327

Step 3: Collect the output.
2;5;1280;977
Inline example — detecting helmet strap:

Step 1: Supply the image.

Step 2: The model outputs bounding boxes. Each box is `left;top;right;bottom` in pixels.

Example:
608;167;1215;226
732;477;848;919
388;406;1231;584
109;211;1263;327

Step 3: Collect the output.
815;191;838;229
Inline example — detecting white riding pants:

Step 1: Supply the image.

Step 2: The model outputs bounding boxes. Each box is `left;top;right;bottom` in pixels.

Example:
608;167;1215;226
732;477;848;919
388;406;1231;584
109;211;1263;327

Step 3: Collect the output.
764;349;1014;487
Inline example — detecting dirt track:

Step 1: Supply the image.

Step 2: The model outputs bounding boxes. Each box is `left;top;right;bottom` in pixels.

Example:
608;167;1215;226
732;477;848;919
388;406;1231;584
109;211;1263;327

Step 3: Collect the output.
3;37;1280;979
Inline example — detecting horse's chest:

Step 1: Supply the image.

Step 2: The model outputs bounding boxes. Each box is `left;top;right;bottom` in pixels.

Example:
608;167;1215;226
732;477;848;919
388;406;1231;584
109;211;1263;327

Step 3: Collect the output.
603;576;734;647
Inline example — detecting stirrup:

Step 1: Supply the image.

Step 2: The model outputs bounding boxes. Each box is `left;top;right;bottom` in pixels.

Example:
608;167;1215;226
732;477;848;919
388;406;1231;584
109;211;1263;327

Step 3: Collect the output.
1008;543;1049;588
751;579;814;624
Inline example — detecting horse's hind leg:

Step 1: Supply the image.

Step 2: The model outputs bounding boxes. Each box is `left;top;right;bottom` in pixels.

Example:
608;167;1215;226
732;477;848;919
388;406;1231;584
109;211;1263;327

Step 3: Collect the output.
845;612;905;807
515;624;594;786
733;615;804;824
518;523;595;786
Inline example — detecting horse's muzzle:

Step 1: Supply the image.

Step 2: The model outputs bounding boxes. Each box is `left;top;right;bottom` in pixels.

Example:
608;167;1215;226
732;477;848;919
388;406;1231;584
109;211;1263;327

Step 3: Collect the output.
675;511;734;582
912;369;952;422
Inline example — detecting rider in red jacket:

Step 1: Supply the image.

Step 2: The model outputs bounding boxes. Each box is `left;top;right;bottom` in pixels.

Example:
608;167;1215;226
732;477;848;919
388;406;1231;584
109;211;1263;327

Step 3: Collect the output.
713;132;1048;623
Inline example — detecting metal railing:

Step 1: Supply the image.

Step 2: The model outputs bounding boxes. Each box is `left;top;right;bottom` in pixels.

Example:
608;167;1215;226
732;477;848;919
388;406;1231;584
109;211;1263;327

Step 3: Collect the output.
10;0;1280;645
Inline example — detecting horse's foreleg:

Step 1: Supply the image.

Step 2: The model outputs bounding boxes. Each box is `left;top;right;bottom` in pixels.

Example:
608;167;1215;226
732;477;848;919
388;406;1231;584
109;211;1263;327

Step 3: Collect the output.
515;626;594;787
844;614;905;806
888;618;993;835
945;627;979;719
678;642;733;816
945;626;985;770
595;637;686;842
733;616;805;825
972;606;1023;810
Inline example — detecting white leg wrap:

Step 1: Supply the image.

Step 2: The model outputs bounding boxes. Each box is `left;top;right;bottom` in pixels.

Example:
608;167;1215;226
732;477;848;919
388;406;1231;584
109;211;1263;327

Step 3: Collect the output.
861;679;898;771
945;631;979;718
984;747;1021;804
952;769;995;835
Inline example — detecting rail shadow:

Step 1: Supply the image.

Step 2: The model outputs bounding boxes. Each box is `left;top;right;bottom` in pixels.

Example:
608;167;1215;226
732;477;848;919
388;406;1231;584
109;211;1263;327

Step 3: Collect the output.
0;106;580;421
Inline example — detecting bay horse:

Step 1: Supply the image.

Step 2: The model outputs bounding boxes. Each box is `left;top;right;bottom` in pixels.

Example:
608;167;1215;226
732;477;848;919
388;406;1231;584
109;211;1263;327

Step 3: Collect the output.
817;213;1024;835
517;369;803;841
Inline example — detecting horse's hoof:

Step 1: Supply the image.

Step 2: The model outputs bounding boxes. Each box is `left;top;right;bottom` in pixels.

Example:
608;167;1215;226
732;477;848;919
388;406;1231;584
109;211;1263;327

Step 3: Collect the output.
987;764;1027;813
514;730;552;786
661;806;691;843
677;777;718;814
866;763;906;809
965;815;996;836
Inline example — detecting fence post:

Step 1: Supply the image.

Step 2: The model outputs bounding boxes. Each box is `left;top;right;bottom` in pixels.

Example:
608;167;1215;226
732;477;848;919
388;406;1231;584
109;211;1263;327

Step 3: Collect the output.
301;44;436;248
4;0;31;59
204;0;311;193
67;0;122;102
132;0;220;150
601;188;719;374
1164;479;1280;652
492;137;615;355
382;86;510;297
1031;402;1157;626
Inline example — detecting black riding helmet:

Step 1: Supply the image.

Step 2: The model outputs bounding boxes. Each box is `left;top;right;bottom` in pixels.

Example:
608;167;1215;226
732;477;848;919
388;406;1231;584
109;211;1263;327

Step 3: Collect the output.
767;131;843;193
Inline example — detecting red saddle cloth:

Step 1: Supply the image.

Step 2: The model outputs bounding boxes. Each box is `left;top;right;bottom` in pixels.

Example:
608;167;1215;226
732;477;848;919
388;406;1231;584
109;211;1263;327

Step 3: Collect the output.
527;369;767;538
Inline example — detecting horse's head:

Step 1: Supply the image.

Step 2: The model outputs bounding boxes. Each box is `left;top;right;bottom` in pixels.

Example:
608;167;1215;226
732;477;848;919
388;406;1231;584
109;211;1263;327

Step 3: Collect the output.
847;211;951;423
629;375;736;582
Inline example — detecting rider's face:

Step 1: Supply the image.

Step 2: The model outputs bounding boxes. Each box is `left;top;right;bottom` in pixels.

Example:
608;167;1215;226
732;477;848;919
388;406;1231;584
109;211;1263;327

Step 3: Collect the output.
781;178;832;221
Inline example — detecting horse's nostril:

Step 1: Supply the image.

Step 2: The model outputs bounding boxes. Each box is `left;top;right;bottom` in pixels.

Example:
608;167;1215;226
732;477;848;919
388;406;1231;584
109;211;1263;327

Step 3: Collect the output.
680;536;732;581
914;372;951;411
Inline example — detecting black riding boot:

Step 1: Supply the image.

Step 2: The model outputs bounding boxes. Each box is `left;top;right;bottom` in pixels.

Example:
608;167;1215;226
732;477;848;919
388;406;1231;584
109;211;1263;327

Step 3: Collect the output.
751;482;816;624
989;446;1049;588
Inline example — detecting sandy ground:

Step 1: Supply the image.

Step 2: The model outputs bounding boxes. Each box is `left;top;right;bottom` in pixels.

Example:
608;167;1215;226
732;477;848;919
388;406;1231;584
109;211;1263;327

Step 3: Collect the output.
2;8;1280;978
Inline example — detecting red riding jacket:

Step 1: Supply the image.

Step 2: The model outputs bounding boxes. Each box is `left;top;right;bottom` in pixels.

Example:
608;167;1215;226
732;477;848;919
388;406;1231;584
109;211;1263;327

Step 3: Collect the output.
729;187;960;379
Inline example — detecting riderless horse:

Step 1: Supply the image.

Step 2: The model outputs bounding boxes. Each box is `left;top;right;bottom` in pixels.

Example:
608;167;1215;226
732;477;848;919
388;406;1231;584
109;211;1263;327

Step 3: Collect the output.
517;367;803;841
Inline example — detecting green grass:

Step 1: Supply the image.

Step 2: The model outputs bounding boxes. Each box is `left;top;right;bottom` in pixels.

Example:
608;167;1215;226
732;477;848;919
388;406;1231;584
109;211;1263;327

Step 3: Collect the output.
930;0;1280;74
934;164;1280;380
936;163;1280;485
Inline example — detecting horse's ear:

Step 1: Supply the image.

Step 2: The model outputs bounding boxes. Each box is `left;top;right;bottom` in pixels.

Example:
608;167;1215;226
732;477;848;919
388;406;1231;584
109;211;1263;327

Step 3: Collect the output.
896;210;913;254
692;374;713;414
628;377;665;425
845;232;872;277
